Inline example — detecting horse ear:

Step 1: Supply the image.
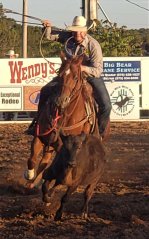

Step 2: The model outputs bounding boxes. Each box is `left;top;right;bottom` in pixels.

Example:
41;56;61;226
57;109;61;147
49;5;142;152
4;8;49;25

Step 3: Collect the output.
60;51;67;63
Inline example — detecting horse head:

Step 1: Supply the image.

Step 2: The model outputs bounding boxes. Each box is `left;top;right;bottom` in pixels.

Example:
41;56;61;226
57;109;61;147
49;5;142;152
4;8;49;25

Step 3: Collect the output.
57;52;84;110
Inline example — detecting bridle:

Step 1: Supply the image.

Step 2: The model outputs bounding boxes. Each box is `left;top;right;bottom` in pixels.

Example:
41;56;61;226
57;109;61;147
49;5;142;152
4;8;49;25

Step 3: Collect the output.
58;58;83;110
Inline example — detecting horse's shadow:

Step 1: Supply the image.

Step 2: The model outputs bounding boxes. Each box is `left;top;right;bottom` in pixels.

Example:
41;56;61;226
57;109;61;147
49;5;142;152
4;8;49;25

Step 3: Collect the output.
0;182;39;196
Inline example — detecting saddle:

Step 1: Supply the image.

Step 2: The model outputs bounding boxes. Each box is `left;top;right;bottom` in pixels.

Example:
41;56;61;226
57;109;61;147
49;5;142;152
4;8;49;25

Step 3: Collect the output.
82;79;97;129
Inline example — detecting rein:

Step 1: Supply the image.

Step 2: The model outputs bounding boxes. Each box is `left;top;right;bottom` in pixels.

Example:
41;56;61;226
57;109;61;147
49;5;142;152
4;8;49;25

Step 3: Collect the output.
36;109;61;137
63;83;83;119
61;112;94;132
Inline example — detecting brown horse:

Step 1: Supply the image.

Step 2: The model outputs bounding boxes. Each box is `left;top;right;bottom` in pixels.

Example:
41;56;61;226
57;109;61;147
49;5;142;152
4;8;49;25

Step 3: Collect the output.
56;53;98;136
24;53;107;187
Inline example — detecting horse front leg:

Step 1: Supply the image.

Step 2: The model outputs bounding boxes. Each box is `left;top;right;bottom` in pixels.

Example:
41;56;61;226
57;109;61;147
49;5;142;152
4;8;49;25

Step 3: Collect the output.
42;179;59;204
24;137;43;181
30;147;55;188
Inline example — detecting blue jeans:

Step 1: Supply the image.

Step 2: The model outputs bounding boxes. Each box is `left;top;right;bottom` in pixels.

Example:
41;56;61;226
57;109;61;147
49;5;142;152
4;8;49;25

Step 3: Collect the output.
87;76;112;135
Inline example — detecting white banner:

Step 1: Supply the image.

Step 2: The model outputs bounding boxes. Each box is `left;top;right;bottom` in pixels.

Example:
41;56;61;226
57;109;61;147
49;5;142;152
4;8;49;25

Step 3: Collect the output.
0;58;61;86
0;57;149;120
106;82;140;120
0;87;22;110
0;58;61;111
141;58;149;109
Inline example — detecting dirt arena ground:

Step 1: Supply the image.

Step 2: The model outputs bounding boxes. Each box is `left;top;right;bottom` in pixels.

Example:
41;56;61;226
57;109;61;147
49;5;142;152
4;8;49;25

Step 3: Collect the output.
0;121;149;239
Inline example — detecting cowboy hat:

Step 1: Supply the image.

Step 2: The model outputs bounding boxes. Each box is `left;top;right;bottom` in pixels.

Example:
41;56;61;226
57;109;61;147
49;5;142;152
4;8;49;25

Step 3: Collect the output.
66;16;87;32
5;50;19;57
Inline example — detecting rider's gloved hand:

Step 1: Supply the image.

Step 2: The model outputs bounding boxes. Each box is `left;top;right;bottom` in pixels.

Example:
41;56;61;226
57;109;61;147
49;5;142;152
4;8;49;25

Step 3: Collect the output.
81;65;88;73
41;20;52;28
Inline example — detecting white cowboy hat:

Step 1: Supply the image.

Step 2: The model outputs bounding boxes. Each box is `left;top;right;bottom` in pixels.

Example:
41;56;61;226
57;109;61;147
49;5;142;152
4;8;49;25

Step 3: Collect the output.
5;49;19;57
66;16;87;32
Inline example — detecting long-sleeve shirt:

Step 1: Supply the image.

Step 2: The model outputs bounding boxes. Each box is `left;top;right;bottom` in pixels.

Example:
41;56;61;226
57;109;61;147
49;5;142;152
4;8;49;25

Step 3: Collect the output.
45;27;103;78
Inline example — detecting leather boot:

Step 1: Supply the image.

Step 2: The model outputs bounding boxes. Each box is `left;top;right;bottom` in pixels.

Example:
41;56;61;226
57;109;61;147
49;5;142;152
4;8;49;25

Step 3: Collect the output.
24;118;37;136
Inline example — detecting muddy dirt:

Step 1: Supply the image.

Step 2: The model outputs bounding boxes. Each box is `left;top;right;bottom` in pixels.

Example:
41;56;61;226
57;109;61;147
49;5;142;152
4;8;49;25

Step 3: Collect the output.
0;121;149;239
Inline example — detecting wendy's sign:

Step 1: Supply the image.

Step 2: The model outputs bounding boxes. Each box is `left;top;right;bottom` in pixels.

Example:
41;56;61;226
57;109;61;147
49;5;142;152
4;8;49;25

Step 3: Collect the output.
0;58;61;86
8;61;56;84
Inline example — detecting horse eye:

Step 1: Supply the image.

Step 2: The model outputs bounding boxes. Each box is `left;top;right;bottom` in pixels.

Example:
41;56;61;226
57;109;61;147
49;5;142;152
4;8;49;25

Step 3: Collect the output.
74;75;78;81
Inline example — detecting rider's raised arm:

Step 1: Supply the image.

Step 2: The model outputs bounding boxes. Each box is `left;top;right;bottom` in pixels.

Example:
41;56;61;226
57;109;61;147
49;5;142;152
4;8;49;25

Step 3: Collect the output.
42;19;72;44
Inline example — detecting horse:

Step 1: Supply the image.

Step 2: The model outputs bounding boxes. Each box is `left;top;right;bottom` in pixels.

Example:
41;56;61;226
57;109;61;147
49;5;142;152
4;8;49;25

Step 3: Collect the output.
24;52;109;188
